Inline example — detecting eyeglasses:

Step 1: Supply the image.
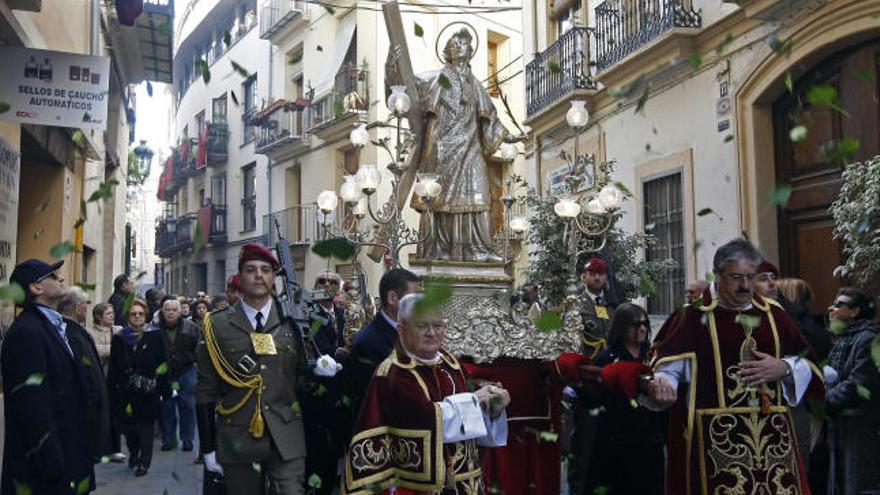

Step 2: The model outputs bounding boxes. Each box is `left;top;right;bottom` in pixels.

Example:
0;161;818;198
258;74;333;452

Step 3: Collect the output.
831;300;854;309
722;272;756;283
317;277;339;286
630;320;649;329
38;272;60;282
412;321;448;333
129;311;146;317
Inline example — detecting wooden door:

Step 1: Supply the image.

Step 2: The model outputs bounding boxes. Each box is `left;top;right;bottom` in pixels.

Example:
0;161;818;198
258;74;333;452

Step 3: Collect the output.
773;39;880;312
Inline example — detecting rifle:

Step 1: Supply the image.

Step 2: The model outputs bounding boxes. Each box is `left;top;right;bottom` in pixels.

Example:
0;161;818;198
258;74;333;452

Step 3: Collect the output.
272;217;328;366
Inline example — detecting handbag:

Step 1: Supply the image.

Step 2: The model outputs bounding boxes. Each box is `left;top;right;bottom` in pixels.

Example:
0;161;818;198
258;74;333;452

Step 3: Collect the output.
127;373;157;395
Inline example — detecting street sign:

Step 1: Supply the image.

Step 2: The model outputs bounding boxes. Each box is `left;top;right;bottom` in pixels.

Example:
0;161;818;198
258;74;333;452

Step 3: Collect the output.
0;46;111;130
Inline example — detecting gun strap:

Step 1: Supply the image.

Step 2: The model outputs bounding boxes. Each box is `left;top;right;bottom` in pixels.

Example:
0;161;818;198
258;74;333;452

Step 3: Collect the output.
203;314;265;439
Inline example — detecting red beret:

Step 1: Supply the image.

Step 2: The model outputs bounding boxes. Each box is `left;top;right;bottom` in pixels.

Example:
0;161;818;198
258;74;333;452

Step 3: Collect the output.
758;260;778;276
226;274;243;291
238;243;279;271
584;257;608;274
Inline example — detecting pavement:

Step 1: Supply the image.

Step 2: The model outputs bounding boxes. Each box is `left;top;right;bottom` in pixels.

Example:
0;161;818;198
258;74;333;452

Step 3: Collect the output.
94;440;203;495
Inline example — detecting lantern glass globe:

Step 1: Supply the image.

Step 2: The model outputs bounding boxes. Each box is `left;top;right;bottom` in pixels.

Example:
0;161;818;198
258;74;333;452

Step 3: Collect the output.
566;100;589;129
510;216;529;233
317;190;339;212
554;197;582;218
356;164;382;193
387;85;411;115
349;123;369;147
339;175;363;204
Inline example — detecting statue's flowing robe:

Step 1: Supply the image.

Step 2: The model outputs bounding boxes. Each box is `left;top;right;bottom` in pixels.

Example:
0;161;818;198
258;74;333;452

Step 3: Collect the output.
343;345;485;495
386;60;508;261
652;290;825;495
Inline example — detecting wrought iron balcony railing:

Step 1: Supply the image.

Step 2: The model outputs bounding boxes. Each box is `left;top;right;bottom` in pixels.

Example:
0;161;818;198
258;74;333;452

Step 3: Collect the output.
259;0;303;40
306;62;369;132
255;100;306;154
526;26;597;118
593;0;701;72
206;123;229;166
155;214;196;257
263;203;320;247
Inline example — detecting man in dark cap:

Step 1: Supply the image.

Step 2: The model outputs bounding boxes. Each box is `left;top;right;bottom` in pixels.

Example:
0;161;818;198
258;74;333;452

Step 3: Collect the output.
225;274;242;307
754;260;779;301
196;243;341;494
579;256;615;352
1;259;96;494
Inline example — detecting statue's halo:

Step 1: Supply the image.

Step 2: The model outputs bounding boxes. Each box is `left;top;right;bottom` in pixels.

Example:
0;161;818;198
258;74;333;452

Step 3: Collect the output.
435;21;480;65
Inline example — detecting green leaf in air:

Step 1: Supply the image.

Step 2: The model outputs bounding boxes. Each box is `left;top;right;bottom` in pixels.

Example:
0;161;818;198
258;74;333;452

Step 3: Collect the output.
784;72;793;94
311;237;357;260
734;313;761;331
75;283;96;291
639;270;655;296
413;278;454;318
724;134;734;143
231;61;250;78
714;32;734;55
308;473;323;488
871;335;880;369
146;81;153;97
414;22;424;38
155;362;169;376
548;62;562;74
689;53;702;71
75;476;90;494
13;481;32;495
538;430;559;442
534;310;564;332
223;31;232;47
768;184;793;208
853;69;874;82
807;85;848;115
194;59;210;84
789;125;807;143
157;22;172;38
697;207;714;217
438;74;452;90
0;283;25;304
125;402;133;416
820;138;860;166
634;85;650;114
334;100;344;119
856;384;871;400
0;102;10;113
612;181;633;197
324;4;335;14
72;130;85;147
49;241;76;259
768;34;792;57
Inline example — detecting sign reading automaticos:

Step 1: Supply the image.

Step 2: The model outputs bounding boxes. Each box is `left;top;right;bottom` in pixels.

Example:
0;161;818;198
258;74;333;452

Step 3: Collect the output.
0;46;111;130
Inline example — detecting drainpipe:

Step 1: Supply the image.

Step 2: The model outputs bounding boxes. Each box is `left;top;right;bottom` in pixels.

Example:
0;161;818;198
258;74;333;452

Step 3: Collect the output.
266;40;274;233
91;0;100;56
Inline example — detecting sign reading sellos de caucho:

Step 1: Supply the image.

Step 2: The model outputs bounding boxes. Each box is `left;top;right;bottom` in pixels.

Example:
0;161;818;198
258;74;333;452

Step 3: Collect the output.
0;46;110;130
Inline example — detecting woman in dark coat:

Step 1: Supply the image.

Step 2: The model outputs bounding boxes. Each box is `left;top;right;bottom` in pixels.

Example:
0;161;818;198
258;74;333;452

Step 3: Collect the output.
108;297;169;477
582;302;666;495
825;287;880;495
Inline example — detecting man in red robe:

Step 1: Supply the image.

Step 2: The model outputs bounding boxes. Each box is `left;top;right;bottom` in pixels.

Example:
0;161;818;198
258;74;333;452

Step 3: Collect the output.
342;294;510;494
643;239;824;495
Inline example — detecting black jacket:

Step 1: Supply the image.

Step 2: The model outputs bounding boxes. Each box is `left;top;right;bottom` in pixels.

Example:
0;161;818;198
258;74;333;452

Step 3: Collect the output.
155;317;199;379
778;294;831;361
65;319;113;462
1;304;94;495
108;290;128;327
107;328;170;424
311;304;345;356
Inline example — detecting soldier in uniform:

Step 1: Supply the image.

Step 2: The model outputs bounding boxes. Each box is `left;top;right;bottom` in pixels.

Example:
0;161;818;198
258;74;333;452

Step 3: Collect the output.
579;256;615;357
196;244;341;494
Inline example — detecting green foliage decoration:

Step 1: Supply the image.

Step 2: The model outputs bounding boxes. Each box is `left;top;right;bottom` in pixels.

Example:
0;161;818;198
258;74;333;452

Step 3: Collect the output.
830;155;880;294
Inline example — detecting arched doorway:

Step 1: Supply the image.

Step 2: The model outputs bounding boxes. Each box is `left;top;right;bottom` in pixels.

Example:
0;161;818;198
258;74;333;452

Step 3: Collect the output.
771;39;880;312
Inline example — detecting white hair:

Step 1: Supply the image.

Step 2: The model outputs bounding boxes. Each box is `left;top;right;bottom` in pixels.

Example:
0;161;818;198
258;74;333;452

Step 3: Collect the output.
162;298;181;311
397;293;424;323
315;270;341;282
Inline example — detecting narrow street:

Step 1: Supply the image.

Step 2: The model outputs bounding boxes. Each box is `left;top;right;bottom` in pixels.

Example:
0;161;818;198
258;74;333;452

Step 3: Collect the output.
94;442;202;495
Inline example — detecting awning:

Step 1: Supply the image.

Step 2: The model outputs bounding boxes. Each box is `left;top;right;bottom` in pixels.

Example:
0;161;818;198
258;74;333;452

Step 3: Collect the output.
312;13;357;99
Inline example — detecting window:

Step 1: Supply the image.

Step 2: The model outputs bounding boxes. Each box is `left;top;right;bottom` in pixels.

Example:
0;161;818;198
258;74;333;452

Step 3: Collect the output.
196;110;206;136
643;172;685;315
294;76;304;134
487;40;500;97
243;76;258;143
211;174;227;206
554;0;582;38
241;165;257;231
198;188;206;207
213;95;227;124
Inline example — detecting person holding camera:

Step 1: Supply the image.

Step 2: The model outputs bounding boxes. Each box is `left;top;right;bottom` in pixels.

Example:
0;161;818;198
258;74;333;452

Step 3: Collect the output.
108;297;170;477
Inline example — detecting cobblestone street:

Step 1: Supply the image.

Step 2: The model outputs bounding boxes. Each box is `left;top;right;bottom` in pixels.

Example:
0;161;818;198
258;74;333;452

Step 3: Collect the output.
94;441;202;495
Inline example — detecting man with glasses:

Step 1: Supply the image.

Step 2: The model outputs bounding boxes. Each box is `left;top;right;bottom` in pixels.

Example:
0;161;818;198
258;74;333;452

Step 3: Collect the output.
638;239;824;495
2;259;96;494
342;293;510;493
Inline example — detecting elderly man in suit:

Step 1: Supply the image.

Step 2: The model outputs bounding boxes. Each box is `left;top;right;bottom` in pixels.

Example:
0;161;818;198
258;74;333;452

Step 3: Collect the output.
1;259;95;494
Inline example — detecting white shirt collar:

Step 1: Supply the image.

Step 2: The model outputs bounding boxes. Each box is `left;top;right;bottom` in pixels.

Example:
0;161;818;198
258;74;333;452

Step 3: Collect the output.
381;309;397;329
400;339;442;365
240;299;273;331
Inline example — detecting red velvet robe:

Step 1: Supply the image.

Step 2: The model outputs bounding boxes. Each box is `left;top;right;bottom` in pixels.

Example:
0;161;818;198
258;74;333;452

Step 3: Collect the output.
342;344;483;495
653;290;824;495
462;358;564;495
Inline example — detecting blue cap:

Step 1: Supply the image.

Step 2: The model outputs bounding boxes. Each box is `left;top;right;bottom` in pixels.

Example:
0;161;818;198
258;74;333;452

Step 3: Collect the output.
10;258;64;290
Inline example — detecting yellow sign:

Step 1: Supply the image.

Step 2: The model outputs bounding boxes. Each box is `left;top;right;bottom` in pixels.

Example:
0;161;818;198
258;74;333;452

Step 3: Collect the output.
595;305;609;320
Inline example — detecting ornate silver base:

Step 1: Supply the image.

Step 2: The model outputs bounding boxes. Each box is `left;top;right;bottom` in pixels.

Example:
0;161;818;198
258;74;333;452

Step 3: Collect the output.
408;257;581;363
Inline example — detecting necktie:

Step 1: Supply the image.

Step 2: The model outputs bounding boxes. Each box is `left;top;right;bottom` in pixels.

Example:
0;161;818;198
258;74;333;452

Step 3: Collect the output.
255;312;264;332
595;295;603;305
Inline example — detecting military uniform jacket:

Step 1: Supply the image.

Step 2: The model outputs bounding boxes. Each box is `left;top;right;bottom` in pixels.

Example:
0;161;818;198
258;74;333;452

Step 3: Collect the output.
580;292;614;357
196;300;306;464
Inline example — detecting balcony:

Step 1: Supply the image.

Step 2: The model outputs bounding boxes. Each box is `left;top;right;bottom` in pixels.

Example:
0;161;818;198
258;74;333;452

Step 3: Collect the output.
155;214;195;258
254;99;307;159
307;62;369;136
259;0;305;42
526;27;597;119
206;123;229;166
105;0;174;84
197;203;228;246
593;0;701;73
263;203;320;247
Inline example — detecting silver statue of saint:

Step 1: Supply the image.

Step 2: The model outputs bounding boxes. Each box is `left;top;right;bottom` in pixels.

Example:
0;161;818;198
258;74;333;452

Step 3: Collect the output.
386;29;521;262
